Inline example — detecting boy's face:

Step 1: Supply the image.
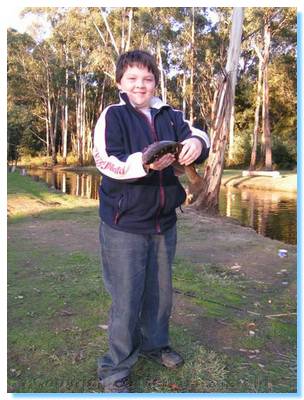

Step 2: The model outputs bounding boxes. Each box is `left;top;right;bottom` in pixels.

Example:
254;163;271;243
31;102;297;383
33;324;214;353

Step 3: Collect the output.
117;65;156;110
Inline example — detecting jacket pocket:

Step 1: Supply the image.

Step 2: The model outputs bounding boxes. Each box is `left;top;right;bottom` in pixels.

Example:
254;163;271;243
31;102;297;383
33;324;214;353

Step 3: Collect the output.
162;183;186;215
122;185;160;222
99;185;128;224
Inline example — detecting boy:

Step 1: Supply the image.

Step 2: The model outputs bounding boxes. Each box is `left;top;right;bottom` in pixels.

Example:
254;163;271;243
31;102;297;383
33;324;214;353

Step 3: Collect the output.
93;50;210;392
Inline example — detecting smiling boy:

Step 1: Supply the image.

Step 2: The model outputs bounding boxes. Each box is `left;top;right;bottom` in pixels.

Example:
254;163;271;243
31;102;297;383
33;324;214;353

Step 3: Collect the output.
93;50;210;392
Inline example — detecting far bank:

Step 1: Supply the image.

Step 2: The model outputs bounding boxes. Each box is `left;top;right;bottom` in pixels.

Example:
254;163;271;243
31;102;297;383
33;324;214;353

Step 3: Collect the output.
221;169;297;193
12;158;297;194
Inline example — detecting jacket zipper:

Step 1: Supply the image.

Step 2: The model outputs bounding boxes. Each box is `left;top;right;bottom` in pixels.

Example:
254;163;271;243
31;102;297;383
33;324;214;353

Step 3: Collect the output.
137;109;165;233
150;115;165;233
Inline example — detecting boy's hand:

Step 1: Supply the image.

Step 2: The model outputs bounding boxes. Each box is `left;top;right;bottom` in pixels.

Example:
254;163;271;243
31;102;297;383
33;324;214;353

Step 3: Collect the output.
178;138;202;166
146;153;176;171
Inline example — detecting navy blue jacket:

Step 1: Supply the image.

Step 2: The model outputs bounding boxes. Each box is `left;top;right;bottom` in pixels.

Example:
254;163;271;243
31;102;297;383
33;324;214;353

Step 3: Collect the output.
93;92;210;234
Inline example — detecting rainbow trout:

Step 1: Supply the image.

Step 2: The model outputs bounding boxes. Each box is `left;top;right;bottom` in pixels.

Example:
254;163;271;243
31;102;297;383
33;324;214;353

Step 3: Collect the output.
142;140;201;185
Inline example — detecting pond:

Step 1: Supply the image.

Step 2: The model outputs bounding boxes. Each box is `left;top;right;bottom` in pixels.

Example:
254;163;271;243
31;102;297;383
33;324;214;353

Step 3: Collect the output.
16;167;297;245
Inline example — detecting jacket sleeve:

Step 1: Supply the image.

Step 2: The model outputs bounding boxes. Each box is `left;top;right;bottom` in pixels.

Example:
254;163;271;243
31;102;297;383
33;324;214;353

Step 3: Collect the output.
93;106;147;180
171;109;210;163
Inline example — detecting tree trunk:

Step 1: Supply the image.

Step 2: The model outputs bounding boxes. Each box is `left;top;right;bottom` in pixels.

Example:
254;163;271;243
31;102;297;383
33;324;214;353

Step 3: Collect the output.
227;104;235;165
157;41;166;102
45;115;50;156
99;77;106;114
249;44;263;171
51;99;58;165
81;78;87;163
125;8;133;52
189;7;195;124
182;71;187;116
46;69;56;164
76;78;83;165
121;8;126;52
192;7;244;213
62;60;69;164
262;22;272;170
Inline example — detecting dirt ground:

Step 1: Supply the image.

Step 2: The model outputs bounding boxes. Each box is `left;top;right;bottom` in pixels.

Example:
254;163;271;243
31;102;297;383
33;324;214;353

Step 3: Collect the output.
8;203;296;285
177;209;296;286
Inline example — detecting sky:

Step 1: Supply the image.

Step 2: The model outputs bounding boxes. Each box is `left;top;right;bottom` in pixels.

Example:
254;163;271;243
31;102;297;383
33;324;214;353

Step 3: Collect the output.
3;2;304;33
6;7;36;33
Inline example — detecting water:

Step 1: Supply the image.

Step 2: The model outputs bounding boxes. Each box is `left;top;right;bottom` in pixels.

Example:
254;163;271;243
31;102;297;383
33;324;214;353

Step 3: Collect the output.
15;167;297;245
219;186;296;245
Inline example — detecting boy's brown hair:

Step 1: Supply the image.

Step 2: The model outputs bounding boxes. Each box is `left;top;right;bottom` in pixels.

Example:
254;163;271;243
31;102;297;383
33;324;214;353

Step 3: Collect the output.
115;50;160;86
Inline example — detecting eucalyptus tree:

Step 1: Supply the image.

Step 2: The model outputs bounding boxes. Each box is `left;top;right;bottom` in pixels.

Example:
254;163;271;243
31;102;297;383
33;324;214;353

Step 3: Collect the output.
191;8;224;129
192;7;244;212
132;7;180;102
49;9;75;164
7;28;38;162
242;7;297;170
64;8;98;164
7;26;62;163
89;7;134;81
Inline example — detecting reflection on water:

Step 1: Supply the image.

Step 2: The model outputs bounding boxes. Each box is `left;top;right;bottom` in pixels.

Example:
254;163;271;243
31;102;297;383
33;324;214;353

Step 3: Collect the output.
27;169;101;200
219;186;296;245
17;168;296;245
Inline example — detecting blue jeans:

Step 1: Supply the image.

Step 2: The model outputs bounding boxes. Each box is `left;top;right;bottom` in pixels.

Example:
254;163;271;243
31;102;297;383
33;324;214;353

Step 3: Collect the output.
98;221;177;385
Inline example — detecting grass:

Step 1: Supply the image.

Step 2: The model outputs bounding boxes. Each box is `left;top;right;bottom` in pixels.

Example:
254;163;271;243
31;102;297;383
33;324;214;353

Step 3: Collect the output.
7;171;297;393
220;169;297;193
8;249;107;393
173;259;247;318
134;341;228;393
7;171;98;223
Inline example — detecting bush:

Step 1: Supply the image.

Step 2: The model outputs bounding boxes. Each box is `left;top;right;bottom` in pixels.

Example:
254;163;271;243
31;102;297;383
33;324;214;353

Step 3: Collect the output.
272;142;296;170
225;131;252;168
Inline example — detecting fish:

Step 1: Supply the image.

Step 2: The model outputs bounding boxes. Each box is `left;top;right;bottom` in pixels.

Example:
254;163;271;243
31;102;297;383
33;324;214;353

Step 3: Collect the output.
142;140;202;186
142;140;182;164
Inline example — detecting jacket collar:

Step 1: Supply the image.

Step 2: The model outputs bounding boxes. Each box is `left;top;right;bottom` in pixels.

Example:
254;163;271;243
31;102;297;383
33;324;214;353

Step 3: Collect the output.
119;91;168;110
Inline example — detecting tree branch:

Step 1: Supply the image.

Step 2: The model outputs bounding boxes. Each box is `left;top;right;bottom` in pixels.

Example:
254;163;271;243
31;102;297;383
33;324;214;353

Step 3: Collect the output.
104;70;115;81
91;18;107;47
252;40;263;62
125;8;133;52
32;112;48;122
28;128;47;144
100;9;120;56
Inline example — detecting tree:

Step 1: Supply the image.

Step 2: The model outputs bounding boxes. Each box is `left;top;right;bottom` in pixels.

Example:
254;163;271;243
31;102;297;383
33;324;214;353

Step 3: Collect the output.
245;8;296;170
7;7;296;172
261;13;272;170
7;28;46;161
192;7;244;212
249;39;264;170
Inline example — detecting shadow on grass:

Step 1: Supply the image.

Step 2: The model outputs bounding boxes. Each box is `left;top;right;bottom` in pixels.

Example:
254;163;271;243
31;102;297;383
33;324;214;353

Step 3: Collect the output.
8;205;99;224
223;175;261;188
222;174;243;186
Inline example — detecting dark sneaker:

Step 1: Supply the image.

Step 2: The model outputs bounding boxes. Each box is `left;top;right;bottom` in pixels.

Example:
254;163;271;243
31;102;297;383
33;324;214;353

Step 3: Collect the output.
141;346;184;369
103;376;130;393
